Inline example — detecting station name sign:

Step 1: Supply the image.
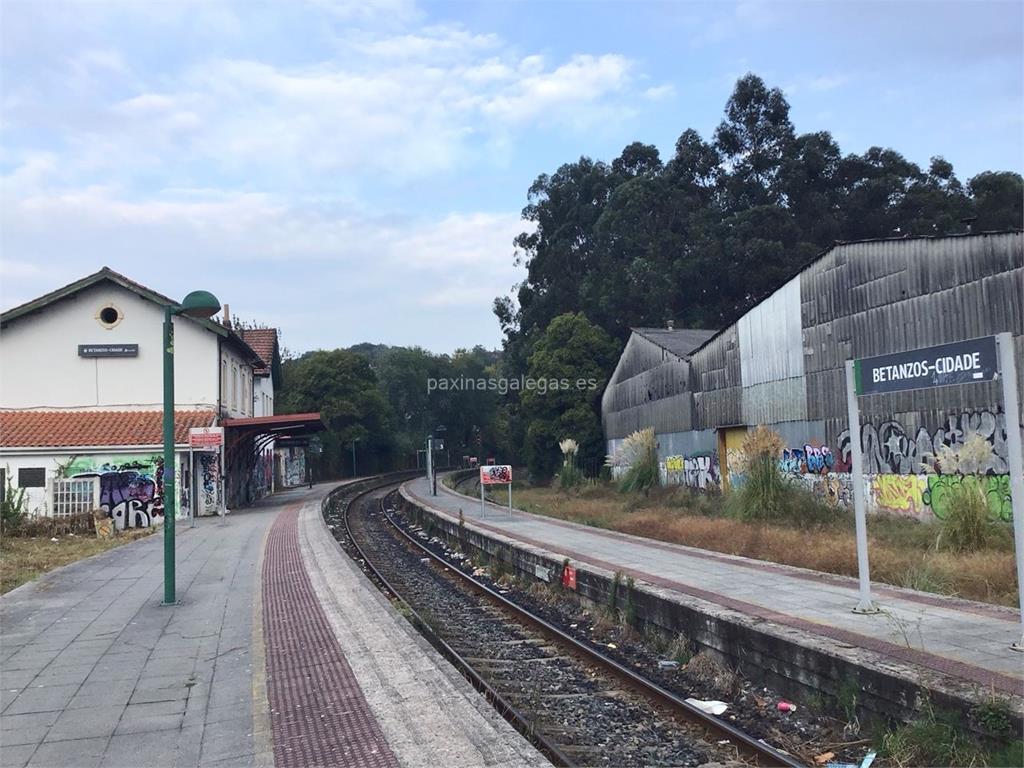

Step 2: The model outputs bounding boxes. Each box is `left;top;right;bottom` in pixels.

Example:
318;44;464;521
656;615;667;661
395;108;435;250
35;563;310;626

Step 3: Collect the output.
854;336;998;395
79;343;139;358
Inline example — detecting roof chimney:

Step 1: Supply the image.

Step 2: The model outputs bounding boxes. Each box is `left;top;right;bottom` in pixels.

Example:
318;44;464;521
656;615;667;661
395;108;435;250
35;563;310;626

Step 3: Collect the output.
666;319;675;330
223;304;232;328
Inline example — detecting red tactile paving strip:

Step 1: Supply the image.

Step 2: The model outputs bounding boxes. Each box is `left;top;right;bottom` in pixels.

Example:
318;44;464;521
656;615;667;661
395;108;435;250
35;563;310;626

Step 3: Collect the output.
262;501;399;768
414;488;1024;698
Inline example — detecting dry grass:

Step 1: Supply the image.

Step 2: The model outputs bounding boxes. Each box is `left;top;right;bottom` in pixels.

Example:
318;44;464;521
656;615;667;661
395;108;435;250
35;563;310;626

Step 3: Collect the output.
514;486;1018;606
0;529;155;595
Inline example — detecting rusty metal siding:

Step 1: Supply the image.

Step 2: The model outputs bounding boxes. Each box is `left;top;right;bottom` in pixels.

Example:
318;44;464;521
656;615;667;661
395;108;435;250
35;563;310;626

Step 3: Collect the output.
602;232;1023;455
801;232;1023;450
602;334;695;439
739;276;804;386
690;326;742;428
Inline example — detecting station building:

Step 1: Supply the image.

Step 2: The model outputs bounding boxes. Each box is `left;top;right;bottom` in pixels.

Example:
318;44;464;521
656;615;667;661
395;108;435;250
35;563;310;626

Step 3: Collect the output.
601;231;1023;520
0;267;321;528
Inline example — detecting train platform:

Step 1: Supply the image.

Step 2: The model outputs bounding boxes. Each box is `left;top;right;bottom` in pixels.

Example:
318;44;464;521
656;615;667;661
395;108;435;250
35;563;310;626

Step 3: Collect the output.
0;481;544;768
403;475;1024;709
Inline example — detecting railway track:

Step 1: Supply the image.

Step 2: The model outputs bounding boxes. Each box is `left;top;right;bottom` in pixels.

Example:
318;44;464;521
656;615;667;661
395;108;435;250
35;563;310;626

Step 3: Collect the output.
326;478;805;768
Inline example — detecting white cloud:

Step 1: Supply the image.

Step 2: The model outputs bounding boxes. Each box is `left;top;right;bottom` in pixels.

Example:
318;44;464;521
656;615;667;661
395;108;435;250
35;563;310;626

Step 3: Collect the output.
0;179;527;346
643;84;676;101
4;28;644;189
0;1;655;349
783;74;852;96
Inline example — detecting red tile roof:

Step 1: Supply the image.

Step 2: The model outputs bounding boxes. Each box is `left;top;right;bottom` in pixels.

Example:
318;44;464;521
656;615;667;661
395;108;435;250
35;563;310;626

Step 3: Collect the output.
239;328;278;376
0;410;216;448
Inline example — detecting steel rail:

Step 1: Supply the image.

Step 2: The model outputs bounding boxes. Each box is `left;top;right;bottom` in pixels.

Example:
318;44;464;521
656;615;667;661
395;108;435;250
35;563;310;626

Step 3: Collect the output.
334;479;577;768
381;490;807;768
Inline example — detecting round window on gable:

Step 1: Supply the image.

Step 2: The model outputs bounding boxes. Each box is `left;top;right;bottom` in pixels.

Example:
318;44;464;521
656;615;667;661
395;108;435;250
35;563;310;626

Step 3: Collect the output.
97;304;123;329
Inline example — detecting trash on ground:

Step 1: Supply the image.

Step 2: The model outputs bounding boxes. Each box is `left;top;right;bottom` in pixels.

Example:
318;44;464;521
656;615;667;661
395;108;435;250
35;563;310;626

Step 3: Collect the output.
826;755;876;768
685;698;728;716
777;700;797;712
814;752;835;764
657;660;679;671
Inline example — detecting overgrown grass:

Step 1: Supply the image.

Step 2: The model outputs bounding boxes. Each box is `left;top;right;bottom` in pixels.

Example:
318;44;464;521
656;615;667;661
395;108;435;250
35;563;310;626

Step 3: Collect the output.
511;485;1018;606
937;478;1001;553
0;529;155;594
879;701;1023;768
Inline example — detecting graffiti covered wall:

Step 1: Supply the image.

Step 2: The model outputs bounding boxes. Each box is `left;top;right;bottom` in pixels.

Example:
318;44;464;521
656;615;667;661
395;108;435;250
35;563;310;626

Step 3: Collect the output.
64;455;169;530
198;452;220;515
652;407;1013;522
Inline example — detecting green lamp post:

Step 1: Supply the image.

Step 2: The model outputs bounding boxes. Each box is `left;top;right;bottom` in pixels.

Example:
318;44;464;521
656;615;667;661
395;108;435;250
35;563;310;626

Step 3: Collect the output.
163;290;221;605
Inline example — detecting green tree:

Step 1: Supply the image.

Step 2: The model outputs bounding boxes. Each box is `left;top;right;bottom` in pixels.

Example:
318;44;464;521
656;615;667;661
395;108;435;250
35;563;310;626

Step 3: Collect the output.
520;313;619;480
968;171;1024;230
715;73;796;209
279;349;393;476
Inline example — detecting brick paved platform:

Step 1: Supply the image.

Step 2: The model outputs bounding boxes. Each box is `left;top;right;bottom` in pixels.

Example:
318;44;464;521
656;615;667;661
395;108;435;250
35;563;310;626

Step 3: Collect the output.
262;499;399;768
404;475;1024;705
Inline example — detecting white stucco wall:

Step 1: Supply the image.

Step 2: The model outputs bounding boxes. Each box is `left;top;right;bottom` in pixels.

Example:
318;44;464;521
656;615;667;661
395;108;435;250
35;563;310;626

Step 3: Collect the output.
253;375;274;417
220;344;256;418
0;283;220;410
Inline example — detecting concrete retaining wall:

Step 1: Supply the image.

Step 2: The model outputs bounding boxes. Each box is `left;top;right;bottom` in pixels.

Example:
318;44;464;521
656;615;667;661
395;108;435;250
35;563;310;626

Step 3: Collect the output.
398;485;1021;734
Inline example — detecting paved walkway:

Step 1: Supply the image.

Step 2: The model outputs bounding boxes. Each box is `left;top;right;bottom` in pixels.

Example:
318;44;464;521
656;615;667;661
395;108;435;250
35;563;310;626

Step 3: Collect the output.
0;490;287;768
1;481;545;768
406;475;1024;699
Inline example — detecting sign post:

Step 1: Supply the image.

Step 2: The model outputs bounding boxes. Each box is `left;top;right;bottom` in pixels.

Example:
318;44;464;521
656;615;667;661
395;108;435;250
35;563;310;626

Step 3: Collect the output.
844;361;877;613
995;333;1024;651
847;335;1016;624
479;465;513;517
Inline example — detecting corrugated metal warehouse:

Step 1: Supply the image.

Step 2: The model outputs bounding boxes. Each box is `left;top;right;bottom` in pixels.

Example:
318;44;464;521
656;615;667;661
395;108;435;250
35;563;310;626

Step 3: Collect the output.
601;230;1023;520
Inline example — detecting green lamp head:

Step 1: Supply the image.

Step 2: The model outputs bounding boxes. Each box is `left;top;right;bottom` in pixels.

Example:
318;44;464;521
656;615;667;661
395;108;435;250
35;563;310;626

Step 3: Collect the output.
178;290;221;319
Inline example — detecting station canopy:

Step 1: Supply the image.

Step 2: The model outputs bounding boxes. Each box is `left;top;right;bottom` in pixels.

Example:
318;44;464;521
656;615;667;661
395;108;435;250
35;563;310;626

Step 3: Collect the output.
221;412;325;503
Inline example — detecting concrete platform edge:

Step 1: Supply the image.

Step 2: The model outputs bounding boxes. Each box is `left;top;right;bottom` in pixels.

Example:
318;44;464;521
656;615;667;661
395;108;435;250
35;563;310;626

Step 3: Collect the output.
400;481;1024;729
296;483;548;768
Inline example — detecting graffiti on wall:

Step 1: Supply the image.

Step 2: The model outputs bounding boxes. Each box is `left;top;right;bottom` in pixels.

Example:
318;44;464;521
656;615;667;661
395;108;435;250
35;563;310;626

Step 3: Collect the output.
198;453;220;514
870;475;929;518
281;448;306;487
252;452;273;496
665;453;721;490
65;456;165;530
838;409;1008;475
780;444;836;475
798;473;855;508
921;474;1012;523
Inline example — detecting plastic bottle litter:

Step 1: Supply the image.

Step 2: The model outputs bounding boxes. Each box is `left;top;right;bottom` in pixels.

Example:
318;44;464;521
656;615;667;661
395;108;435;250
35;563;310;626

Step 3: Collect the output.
777;701;797;713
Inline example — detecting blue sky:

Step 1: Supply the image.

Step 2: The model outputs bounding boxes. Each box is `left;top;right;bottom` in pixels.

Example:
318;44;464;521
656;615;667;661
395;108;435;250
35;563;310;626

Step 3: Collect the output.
2;0;1021;354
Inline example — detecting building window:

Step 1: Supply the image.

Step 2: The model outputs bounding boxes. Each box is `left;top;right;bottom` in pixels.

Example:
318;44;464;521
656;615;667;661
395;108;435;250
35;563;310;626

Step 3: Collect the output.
221;360;228;408
96;304;123;329
18;467;45;488
232;366;238;411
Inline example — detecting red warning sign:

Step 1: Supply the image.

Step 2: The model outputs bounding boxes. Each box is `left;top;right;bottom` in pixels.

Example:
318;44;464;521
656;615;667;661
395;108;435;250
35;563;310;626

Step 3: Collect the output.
562;565;577;590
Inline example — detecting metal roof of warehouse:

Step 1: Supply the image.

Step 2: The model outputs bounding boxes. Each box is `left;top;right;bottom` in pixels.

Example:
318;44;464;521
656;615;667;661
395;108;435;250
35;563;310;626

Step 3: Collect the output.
630;328;717;358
